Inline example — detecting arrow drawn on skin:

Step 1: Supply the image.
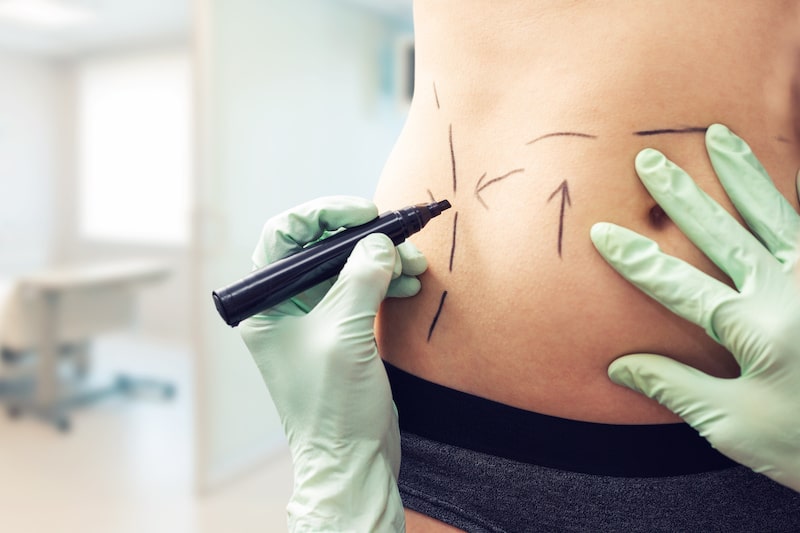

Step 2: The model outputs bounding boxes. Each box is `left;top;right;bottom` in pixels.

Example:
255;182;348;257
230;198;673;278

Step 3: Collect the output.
547;180;571;258
474;168;525;210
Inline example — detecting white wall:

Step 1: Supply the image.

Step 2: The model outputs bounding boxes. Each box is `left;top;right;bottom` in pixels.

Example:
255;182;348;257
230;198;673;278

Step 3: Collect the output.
0;50;67;276
193;0;412;491
0;44;193;344
58;43;193;344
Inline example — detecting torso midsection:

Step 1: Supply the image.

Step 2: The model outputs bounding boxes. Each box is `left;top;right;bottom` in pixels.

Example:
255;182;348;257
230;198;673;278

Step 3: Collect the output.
373;0;800;423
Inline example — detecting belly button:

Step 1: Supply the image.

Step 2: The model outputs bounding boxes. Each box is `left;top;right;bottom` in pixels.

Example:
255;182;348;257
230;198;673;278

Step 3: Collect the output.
648;204;671;229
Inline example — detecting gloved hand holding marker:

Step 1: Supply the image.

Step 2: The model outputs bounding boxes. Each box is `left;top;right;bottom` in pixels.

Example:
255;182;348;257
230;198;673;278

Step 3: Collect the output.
213;199;450;326
233;196;444;532
591;123;800;493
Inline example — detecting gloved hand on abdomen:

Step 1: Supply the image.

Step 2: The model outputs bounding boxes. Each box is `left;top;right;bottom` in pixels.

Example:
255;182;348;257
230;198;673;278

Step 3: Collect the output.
592;124;800;493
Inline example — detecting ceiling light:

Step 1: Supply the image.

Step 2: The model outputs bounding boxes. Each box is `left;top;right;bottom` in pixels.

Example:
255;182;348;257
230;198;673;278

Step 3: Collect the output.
0;0;96;29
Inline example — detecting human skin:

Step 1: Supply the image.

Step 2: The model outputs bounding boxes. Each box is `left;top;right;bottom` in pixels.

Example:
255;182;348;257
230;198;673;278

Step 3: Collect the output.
371;1;800;530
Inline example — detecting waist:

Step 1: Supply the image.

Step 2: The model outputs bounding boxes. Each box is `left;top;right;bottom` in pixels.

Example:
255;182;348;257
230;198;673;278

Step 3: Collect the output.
374;4;800;422
385;361;736;477
412;0;800;128
374;95;800;424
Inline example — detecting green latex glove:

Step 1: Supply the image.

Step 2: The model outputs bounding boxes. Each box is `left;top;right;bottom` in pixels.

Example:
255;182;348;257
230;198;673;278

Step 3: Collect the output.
591;124;800;492
240;196;427;532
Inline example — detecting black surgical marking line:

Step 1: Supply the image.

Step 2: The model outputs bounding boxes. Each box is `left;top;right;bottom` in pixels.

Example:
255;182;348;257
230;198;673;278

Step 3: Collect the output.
475;168;525;210
527;132;597;145
547;180;572;258
449;124;457;194
776;136;791;144
427;189;436;202
427;290;448;342
449;212;458;271
474;173;489;209
433;82;440;109
634;127;707;136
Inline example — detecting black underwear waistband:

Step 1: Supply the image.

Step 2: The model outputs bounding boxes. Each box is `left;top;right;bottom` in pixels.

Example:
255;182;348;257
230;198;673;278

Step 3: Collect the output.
384;361;736;477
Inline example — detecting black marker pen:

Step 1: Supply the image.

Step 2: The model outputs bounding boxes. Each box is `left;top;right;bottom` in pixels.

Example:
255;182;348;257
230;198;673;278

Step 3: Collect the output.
213;200;452;327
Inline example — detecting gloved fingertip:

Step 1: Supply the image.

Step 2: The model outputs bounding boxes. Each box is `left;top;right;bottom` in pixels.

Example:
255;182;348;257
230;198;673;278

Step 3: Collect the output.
339;233;396;292
397;241;428;275
635;148;667;174
608;354;665;394
356;233;396;266
607;357;638;389
590;223;633;263
705;122;742;152
589;222;613;248
317;234;396;315
705;123;731;140
387;247;404;282
386;275;422;298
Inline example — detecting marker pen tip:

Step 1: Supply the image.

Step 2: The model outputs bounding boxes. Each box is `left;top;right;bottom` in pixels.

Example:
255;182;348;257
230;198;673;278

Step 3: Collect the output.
431;199;452;215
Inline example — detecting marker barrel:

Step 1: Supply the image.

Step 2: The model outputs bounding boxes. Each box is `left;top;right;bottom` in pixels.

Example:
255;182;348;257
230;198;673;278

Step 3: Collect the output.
212;201;450;326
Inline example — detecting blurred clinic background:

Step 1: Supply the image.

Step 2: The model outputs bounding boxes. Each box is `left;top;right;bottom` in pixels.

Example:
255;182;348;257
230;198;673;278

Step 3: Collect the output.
0;0;413;531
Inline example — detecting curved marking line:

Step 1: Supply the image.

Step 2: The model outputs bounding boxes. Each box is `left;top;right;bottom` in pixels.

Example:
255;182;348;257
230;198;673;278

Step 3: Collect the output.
527;132;597;145
474;173;489;209
475;169;525;210
476;168;525;193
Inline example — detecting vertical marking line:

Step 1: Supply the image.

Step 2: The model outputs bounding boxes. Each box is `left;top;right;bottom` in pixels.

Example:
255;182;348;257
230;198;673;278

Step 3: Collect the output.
449;124;457;194
449;212;458;272
427;290;448;342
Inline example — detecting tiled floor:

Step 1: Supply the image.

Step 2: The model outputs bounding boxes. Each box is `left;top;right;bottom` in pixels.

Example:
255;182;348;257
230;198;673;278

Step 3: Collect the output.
0;334;293;533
